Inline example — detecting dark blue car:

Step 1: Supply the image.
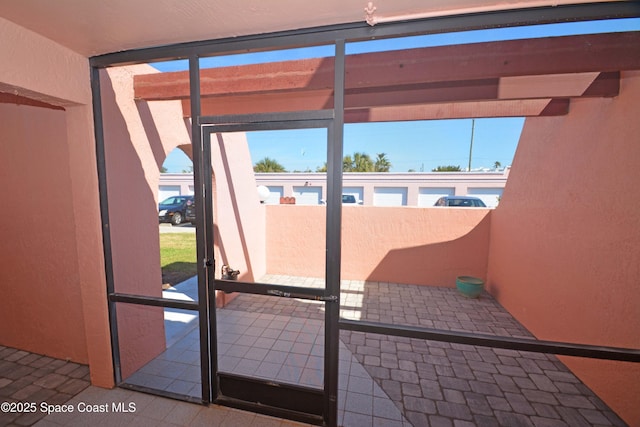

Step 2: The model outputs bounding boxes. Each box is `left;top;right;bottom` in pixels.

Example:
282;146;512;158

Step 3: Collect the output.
434;196;486;207
158;195;194;225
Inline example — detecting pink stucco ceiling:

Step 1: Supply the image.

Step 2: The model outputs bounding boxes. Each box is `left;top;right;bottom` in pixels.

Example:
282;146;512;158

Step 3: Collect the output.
0;0;619;57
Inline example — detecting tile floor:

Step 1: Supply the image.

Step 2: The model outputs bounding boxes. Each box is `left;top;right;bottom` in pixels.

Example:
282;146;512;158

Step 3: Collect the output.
124;287;410;425
3;274;627;426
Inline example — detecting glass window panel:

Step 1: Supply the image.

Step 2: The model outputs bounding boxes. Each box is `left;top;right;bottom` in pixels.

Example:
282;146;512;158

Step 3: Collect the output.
115;303;202;400
102;59;197;300
217;300;324;390
212;128;329;289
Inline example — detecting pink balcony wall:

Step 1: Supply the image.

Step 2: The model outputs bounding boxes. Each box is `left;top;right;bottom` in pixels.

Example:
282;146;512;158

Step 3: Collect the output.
266;205;491;287
487;70;640;425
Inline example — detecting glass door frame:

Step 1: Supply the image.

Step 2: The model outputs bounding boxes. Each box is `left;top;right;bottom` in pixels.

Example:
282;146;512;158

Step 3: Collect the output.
196;111;341;425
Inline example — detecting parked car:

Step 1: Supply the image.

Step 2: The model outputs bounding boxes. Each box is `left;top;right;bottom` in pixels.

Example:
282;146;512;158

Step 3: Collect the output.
158;195;194;225
185;200;196;224
434;196;487;207
320;194;363;205
342;194;362;204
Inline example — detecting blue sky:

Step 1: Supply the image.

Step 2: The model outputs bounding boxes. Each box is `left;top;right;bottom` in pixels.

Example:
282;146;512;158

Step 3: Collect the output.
158;18;639;173
233;118;524;173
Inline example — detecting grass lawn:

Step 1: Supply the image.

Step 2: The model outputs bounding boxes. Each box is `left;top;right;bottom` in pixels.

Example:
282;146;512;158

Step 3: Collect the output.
160;233;197;287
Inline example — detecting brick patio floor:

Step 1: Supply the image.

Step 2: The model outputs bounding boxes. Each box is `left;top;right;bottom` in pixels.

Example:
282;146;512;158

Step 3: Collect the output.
0;346;91;426
228;275;629;427
3;275;630;426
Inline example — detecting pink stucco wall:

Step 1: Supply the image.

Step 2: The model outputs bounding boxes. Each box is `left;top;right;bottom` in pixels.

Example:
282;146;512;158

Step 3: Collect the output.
0;17;113;387
0;17;90;106
65;105;115;387
487;71;640;426
210;132;267;294
0;104;89;362
100;64;268;371
101;65;175;378
266;205;490;286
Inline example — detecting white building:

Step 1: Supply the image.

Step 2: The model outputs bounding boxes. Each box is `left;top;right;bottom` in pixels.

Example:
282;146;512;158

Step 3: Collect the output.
159;168;509;208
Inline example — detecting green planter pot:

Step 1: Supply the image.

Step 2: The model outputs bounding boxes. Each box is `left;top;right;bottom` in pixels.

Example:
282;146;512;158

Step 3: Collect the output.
456;276;484;298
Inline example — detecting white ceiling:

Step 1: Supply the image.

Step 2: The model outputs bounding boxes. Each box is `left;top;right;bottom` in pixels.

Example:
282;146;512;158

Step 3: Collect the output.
0;0;616;57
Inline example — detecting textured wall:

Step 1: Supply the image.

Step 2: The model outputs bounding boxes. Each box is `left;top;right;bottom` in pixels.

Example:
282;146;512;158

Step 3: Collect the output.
0;104;89;362
210;132;267;292
0;17;90;106
100;65;176;378
99;64;268;372
0;18;113;387
487;71;640;425
266;205;490;286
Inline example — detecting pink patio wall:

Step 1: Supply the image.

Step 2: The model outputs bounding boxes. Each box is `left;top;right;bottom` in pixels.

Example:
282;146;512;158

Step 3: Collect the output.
486;71;640;426
0;17;113;387
100;64;268;373
0;104;89;363
100;64;189;378
266;205;490;286
209;132;267;307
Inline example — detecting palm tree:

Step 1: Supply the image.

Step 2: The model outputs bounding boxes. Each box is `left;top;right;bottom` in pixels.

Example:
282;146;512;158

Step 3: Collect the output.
432;165;462;172
493;161;502;170
374;153;392;172
342;155;354;172
254;157;286;172
352;152;374;172
317;152;385;172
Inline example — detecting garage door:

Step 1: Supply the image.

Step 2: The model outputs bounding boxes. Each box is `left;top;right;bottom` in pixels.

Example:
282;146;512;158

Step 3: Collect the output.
158;185;181;202
293;186;323;205
418;187;455;207
265;186;284;205
467;187;504;208
373;187;407;206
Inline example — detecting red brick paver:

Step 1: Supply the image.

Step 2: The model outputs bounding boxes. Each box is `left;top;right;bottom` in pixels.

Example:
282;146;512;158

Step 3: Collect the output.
0;347;90;427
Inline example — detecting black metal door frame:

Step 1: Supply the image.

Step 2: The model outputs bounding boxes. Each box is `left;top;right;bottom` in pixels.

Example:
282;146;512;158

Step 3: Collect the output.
195;109;342;426
90;5;640;427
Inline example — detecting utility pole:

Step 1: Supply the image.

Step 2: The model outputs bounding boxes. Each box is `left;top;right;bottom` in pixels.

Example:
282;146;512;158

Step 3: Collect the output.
468;119;475;172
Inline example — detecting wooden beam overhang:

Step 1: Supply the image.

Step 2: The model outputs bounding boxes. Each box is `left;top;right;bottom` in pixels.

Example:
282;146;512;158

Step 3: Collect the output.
0;92;66;111
133;32;639;121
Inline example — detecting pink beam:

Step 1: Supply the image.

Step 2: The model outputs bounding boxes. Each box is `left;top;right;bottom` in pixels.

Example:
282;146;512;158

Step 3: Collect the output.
135;32;639;102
